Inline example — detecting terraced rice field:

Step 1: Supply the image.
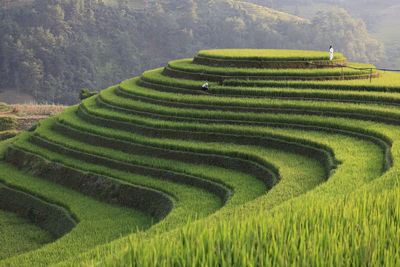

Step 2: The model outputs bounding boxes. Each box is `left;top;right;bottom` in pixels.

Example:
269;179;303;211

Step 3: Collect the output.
0;209;52;260
0;49;399;266
0;103;18;141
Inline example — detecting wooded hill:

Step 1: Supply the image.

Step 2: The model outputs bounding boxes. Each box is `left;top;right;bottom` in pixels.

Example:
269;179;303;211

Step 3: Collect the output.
0;0;385;104
245;0;400;68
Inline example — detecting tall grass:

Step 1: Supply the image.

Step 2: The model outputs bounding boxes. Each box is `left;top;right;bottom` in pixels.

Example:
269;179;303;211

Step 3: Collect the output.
99;85;400;129
0;209;53;260
0;161;152;266
224;71;400;91
107;184;400;266
167;59;374;76
3;49;400;266
197;49;346;61
141;68;400;93
124;77;400;108
61;108;391;267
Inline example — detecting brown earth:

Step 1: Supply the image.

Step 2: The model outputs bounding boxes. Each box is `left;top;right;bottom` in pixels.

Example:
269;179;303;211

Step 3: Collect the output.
0;103;67;132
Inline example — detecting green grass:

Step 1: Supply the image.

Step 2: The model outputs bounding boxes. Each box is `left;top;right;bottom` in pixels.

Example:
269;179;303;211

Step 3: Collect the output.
0;130;18;141
79;97;338;171
197;49;345;61
0;209;53;261
1;137;222;266
3;49;400;266
101;183;400;266
223;71;400;91
59;106;330;181
99;84;400;131
86;87;393;173
60;107;391;267
11;131;224;217
125;76;400;108
0;165;152;266
81;89;391;161
0;137;16;157
56;108;360;266
167;59;375;77
77;92;393;193
0;116;17;131
210;85;400;104
93;83;394;167
60;97;399;266
141;68;400;93
6;113;332;266
0;139;154;266
57;94;390;266
33;117;263;206
62;111;324;208
141;68;213;90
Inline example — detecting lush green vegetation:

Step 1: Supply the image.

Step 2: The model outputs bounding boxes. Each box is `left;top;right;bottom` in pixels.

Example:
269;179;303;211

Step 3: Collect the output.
1;48;399;266
0;107;18;141
224;71;400;90
0;0;386;104
142;68;400;92
167;59;376;77
0;116;17;132
0;209;53;261
198;49;345;60
100;181;400;266
0;138;156;266
139;68;400;103
98;84;400;130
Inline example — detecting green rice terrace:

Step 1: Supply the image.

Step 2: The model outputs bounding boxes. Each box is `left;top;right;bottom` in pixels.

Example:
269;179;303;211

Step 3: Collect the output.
0;49;399;266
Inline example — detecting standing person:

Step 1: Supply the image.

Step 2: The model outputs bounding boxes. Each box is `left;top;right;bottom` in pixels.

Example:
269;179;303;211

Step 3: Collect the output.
329;45;334;61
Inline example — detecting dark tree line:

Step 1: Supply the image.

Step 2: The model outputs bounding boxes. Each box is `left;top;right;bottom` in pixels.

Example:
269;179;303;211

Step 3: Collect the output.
0;0;386;104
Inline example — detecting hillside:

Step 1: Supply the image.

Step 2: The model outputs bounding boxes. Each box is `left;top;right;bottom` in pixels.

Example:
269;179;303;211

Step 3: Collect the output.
243;0;400;68
0;0;385;104
0;49;399;266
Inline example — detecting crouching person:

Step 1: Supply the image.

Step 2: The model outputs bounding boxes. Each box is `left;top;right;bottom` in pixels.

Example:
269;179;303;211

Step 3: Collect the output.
201;82;209;91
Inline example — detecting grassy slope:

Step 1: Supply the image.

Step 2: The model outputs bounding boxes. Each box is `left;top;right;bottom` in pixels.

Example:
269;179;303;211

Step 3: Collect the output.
62;98;399;265
2;49;400;266
142;68;400;91
198;49;344;60
62;83;396;265
168;59;374;76
1;110;330;265
62;118;391;266
0;209;53;261
236;0;308;23
62;50;399;265
0;138;154;266
124;75;400;107
107;177;399;266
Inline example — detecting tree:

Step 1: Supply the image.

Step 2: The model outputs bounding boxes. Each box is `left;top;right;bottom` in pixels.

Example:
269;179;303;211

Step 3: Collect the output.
308;8;385;64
